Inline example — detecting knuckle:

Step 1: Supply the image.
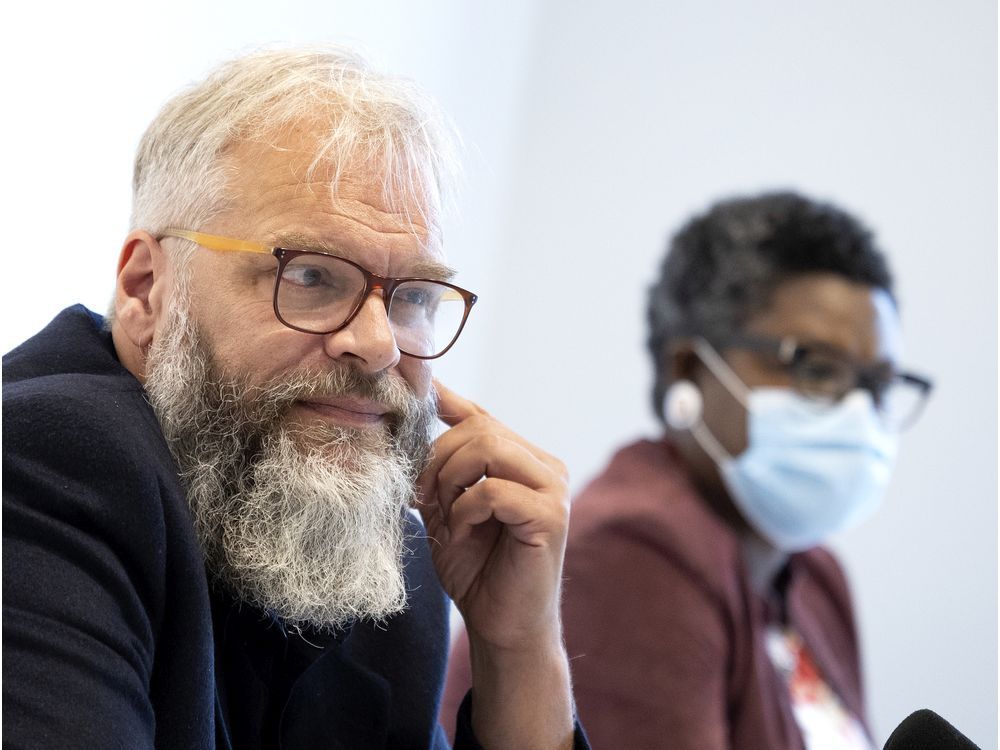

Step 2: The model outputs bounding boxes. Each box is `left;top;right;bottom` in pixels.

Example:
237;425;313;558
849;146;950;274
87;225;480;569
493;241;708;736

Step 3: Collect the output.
476;476;505;502
552;458;569;484
472;431;506;454
553;482;571;519
542;458;570;495
554;485;571;517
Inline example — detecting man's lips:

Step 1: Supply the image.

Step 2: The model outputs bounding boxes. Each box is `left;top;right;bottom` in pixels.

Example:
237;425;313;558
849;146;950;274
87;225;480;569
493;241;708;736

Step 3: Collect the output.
295;397;392;427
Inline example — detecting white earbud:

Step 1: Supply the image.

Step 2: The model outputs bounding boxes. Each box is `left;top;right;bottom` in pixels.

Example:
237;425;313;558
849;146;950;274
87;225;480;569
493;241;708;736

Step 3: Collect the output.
664;380;703;430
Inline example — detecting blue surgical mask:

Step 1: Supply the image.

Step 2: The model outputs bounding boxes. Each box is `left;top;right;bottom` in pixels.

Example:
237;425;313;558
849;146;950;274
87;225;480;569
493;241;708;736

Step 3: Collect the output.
716;388;897;551
688;339;898;551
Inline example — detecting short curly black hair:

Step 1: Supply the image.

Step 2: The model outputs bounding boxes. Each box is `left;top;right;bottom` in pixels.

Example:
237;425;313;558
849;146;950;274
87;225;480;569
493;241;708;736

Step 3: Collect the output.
647;190;894;421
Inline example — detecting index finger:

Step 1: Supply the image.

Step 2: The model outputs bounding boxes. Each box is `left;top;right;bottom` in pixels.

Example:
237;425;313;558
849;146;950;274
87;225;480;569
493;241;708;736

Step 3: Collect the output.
434;379;489;426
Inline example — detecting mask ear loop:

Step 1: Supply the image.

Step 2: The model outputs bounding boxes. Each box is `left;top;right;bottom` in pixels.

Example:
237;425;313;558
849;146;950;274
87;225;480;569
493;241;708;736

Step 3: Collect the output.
691;420;733;466
665;337;753;466
691;337;751;409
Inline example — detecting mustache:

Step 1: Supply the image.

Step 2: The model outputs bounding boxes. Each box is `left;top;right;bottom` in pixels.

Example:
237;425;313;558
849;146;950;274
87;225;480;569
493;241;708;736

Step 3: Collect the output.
203;363;427;432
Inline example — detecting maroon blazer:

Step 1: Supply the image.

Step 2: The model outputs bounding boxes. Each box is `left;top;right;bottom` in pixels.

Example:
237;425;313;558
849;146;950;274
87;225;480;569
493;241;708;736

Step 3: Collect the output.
442;439;866;748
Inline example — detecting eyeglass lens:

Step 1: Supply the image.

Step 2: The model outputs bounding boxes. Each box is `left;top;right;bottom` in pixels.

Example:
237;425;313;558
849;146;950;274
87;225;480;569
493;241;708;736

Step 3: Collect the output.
789;350;925;429
276;252;467;358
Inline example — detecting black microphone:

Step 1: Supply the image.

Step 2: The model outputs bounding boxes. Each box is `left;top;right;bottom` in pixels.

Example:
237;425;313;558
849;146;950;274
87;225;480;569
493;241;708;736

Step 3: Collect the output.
883;709;980;750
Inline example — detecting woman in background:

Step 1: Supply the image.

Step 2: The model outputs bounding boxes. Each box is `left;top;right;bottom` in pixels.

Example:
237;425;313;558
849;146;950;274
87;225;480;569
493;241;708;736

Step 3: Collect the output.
442;191;932;749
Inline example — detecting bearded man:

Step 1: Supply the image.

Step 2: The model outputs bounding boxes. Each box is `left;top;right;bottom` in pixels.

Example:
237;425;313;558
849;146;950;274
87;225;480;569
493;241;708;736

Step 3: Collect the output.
3;47;585;750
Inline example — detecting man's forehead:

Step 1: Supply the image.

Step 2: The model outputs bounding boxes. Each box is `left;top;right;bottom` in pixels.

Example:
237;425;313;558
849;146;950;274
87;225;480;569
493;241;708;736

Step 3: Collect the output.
217;127;452;276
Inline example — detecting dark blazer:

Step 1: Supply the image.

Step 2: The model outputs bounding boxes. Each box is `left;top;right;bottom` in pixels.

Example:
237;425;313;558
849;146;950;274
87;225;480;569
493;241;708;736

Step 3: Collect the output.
2;306;468;749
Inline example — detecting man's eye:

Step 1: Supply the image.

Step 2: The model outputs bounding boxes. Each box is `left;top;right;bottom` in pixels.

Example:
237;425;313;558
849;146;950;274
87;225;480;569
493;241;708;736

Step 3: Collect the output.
397;288;433;307
282;264;330;288
280;263;359;299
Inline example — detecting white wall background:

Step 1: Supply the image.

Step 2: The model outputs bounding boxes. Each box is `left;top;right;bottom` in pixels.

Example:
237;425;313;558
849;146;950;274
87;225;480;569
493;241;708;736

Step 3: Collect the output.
1;1;995;747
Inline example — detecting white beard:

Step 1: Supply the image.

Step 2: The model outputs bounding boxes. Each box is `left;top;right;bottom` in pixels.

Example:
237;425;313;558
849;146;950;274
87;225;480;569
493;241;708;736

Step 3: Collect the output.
144;278;435;632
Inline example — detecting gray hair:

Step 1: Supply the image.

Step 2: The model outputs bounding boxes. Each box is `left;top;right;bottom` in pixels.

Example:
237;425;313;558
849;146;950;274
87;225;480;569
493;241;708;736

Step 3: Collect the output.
130;45;461;252
647;191;894;421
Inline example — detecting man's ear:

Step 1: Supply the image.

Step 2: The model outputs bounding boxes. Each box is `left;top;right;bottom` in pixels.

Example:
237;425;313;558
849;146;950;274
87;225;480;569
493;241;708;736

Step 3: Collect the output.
114;230;173;350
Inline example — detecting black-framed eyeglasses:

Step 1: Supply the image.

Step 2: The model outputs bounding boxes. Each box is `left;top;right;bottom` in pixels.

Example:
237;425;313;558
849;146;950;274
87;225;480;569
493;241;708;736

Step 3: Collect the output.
159;229;478;360
713;333;934;431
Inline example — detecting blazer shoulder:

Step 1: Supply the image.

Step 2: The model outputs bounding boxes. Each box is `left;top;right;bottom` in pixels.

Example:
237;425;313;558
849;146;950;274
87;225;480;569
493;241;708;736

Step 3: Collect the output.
4;372;185;577
5;370;171;484
569;439;744;599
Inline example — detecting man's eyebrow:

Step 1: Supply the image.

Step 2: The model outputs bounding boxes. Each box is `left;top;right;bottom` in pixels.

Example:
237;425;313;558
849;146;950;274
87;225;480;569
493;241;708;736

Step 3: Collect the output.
408;260;457;281
270;232;457;281
271;232;339;254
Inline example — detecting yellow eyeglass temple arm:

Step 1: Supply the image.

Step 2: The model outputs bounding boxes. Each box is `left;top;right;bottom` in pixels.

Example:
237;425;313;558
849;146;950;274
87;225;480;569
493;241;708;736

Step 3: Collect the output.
159;229;273;255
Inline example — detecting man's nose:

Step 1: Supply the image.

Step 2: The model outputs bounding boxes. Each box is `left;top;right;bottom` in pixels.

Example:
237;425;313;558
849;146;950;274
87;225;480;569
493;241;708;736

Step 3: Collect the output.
321;292;401;373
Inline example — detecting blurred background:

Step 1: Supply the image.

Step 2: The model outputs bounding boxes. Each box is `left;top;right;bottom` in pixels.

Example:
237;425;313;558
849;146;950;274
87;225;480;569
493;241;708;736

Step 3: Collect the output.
1;1;995;746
